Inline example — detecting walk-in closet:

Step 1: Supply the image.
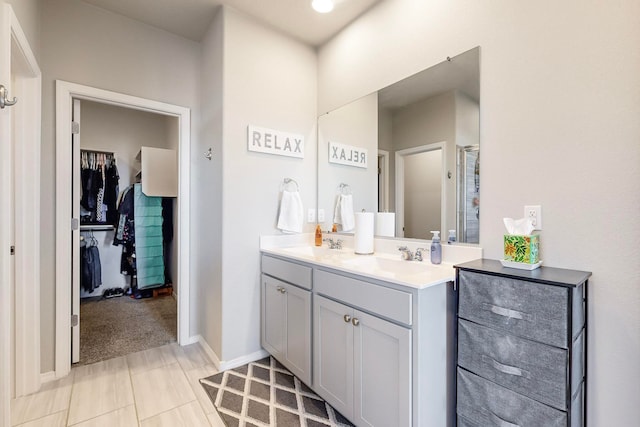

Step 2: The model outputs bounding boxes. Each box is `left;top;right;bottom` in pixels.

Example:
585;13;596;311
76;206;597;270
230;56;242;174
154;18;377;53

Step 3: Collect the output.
74;99;179;365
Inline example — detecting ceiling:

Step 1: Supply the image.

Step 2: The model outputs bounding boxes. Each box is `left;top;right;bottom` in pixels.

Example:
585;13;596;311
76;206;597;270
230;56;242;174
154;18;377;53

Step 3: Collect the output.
81;0;383;46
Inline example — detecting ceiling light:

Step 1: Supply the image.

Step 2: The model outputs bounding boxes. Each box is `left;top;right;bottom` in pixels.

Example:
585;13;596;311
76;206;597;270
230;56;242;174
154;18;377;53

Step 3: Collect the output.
312;0;334;13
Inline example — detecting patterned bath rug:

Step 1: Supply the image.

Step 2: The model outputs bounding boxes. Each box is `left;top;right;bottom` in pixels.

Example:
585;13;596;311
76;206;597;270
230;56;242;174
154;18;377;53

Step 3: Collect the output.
200;356;354;427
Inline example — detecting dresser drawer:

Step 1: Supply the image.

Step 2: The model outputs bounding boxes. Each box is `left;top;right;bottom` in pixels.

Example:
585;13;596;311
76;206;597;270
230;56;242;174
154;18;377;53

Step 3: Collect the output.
314;269;412;325
458;270;583;348
261;255;312;290
458;319;583;410
457;368;567;427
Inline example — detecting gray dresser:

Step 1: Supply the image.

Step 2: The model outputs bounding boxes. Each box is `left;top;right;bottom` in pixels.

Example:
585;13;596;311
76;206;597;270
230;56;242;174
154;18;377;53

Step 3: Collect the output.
455;259;591;427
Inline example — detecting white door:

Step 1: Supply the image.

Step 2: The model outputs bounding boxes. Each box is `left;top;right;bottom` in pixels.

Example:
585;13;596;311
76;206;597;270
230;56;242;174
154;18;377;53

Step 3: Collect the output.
71;99;81;363
0;3;42;425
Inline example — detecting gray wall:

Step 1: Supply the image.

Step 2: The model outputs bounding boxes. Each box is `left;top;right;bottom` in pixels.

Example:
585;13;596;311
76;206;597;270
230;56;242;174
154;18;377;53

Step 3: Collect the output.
39;0;201;373
200;7;318;362
318;0;640;424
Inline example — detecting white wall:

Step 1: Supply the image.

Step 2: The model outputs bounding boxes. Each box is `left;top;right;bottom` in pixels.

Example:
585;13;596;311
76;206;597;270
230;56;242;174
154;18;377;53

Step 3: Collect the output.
39;0;201;373
318;92;378;228
4;0;39;59
197;8;224;358
79;101;176;298
219;7;317;362
318;0;640;424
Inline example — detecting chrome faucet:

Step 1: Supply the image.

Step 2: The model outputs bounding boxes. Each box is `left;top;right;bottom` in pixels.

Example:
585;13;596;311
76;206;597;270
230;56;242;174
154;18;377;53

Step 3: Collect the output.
323;238;343;250
398;246;414;261
414;248;428;262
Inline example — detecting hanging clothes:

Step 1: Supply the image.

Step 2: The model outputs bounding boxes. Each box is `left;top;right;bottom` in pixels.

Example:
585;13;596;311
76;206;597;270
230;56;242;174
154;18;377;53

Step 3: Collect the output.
80;151;119;225
113;183;167;290
80;234;102;293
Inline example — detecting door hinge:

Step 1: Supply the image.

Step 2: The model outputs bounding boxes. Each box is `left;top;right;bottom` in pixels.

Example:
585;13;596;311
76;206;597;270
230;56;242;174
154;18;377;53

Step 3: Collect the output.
71;314;79;327
10;246;15;255
71;218;79;230
72;121;80;134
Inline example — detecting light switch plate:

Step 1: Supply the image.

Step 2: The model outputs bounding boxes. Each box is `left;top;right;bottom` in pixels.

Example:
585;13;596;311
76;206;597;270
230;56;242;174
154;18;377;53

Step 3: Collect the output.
317;209;325;222
307;208;316;223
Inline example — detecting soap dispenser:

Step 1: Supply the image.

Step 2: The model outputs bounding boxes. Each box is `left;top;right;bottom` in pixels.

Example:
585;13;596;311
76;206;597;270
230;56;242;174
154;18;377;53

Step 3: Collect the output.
430;231;442;264
315;225;322;247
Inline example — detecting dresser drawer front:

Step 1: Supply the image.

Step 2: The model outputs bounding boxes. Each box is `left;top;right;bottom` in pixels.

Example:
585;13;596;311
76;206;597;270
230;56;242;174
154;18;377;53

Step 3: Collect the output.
262;255;312;290
458;270;570;348
457;368;567;427
458;319;568;410
315;269;412;325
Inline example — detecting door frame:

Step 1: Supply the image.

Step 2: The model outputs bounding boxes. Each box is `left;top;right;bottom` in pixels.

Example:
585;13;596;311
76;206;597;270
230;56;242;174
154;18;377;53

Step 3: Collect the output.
55;80;191;378
394;142;446;238
0;4;41;421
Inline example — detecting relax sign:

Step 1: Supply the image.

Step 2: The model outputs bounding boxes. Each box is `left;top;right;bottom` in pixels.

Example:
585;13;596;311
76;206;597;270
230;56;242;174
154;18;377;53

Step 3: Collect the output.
328;141;368;169
247;125;304;159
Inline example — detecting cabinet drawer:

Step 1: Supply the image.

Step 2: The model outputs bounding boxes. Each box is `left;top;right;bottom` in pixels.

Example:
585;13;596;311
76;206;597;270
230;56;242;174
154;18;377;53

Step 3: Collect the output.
458;270;583;348
262;255;312;290
315;269;412;326
457;368;567;427
458;319;576;410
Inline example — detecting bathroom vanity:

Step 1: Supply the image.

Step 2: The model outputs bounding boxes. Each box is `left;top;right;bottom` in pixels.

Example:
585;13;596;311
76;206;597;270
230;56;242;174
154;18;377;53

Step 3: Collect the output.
260;236;482;427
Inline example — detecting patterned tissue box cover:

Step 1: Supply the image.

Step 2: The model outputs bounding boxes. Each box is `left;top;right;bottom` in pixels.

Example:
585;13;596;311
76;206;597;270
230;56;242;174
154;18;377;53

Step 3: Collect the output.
504;234;539;264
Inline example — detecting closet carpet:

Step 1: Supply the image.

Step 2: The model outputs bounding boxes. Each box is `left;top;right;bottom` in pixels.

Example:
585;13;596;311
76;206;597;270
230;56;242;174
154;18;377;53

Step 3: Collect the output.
79;295;177;366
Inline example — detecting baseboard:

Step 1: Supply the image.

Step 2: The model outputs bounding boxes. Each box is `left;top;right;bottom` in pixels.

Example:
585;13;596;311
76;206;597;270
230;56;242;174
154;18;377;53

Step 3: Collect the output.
193;335;269;372
40;371;56;384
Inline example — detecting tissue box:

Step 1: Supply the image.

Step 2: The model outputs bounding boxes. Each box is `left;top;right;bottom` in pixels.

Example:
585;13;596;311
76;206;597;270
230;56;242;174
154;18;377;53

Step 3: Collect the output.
504;234;539;264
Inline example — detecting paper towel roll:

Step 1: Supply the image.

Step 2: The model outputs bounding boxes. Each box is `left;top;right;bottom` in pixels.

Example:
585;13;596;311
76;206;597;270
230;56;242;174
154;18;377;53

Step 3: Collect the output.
354;212;375;254
375;212;395;237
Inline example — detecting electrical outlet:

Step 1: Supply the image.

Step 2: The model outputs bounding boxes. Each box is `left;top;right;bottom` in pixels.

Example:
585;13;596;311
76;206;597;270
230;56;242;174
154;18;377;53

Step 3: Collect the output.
317;209;325;222
524;205;542;230
307;209;316;223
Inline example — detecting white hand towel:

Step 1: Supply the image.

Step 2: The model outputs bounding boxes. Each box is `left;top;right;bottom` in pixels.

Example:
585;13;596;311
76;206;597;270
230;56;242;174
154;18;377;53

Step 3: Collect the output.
277;190;304;233
335;194;355;232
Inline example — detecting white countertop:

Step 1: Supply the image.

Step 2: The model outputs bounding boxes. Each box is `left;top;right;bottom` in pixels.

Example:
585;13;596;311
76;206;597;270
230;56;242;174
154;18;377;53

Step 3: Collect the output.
260;233;483;290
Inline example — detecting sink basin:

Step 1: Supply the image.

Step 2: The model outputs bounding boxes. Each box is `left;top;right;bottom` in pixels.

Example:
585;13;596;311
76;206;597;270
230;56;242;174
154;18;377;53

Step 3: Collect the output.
342;256;430;275
280;246;347;259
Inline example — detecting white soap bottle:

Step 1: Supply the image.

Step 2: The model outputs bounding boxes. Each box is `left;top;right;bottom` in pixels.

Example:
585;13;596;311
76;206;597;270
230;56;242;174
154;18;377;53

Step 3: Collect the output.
430;231;442;264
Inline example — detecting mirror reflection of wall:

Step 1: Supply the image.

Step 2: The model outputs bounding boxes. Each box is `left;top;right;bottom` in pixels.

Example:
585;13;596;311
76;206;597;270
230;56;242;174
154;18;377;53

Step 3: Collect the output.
317;46;480;243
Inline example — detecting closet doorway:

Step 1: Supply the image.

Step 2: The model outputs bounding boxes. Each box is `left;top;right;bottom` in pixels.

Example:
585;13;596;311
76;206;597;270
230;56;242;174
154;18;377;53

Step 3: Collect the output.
55;81;191;378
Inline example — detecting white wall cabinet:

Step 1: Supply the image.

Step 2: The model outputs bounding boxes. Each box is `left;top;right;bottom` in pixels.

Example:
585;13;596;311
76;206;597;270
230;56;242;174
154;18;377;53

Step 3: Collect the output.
314;294;412;426
136;146;177;197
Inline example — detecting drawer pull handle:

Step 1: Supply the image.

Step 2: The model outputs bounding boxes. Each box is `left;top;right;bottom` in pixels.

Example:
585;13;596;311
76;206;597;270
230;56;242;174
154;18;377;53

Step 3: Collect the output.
483;303;531;321
352;318;360;326
483;355;529;378
344;315;352;323
483;408;520;427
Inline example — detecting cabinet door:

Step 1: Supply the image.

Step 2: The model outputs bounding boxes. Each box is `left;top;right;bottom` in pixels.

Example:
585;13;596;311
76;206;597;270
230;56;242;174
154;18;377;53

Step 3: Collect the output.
314;295;354;420
283;282;312;385
353;309;412;427
261;275;286;359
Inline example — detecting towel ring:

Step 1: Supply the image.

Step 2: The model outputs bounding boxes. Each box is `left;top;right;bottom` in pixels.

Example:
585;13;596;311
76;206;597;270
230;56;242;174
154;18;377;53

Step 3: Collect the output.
338;183;352;195
283;178;299;192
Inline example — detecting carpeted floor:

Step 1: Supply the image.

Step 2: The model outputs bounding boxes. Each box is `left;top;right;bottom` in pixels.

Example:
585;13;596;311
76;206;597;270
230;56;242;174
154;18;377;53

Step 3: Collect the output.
200;356;354;427
78;294;177;365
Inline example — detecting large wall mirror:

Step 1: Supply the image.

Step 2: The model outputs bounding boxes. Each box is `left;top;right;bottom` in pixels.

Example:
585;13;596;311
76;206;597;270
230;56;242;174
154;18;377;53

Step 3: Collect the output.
317;46;480;244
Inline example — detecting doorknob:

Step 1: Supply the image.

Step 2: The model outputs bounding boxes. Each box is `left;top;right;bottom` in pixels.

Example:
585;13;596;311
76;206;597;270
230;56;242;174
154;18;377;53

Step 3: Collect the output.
0;85;17;109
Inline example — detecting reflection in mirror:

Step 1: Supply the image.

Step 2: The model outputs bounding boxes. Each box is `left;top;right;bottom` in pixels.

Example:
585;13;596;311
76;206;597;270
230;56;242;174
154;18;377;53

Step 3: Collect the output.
318;46;480;243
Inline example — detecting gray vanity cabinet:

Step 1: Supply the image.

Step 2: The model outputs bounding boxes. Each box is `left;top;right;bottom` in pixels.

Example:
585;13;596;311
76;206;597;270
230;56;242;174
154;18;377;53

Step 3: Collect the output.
455;259;591;427
314;273;412;427
261;255;312;385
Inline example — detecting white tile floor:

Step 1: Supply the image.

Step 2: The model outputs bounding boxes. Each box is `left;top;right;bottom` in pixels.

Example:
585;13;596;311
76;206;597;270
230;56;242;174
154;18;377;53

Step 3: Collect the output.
11;343;226;427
